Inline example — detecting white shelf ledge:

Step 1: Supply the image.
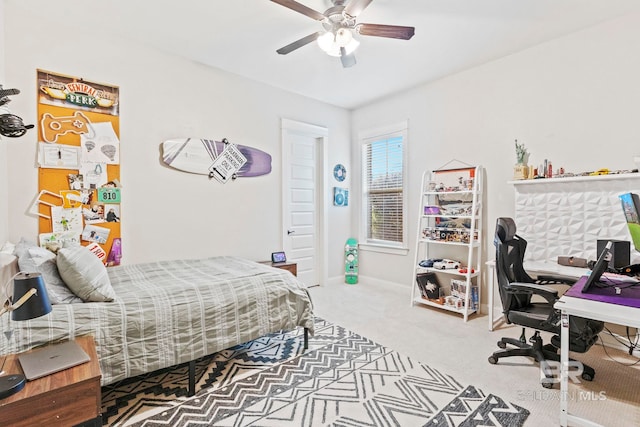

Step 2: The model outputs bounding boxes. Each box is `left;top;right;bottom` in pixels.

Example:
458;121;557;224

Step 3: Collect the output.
423;190;474;195
509;172;640;186
416;267;480;278
413;297;478;316
422;214;474;219
418;239;479;247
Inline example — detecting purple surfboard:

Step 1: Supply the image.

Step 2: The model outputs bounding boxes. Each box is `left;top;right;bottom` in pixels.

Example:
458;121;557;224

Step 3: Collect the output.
161;138;272;177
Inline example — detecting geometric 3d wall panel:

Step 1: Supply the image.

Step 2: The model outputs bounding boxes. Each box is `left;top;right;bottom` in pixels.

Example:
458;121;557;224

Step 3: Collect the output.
513;174;640;264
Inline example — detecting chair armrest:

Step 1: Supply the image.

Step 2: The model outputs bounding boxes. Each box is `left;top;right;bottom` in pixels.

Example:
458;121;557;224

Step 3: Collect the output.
504;282;562;328
536;274;576;285
505;282;559;305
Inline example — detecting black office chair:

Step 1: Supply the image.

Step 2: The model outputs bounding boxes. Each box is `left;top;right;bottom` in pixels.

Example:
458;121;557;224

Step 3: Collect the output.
488;217;604;388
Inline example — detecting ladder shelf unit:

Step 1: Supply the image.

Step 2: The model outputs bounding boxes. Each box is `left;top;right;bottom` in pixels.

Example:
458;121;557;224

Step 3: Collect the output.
411;165;483;322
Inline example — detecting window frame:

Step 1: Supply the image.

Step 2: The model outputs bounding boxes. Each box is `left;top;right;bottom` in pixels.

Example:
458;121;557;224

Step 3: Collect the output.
359;121;409;254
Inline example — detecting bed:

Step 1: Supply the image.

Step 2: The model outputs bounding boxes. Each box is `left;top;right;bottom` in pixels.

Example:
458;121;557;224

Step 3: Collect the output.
0;254;314;389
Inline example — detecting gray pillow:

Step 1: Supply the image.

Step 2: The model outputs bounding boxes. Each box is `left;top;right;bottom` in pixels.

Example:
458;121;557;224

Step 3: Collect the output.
15;239;82;304
57;246;116;302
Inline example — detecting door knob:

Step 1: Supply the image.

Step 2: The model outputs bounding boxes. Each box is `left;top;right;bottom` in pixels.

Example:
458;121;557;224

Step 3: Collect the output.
287;230;295;235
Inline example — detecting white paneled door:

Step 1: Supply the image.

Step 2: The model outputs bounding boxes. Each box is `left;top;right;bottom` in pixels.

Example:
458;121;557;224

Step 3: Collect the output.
281;119;327;287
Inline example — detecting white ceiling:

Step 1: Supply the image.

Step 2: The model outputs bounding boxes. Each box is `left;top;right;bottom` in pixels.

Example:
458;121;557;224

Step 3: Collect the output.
15;0;640;109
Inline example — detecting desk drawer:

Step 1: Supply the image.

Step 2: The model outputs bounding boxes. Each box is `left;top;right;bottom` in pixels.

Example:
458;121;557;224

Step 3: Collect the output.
3;380;100;427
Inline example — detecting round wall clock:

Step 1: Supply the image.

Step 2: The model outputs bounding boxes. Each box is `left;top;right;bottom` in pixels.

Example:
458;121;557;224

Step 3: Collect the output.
333;164;346;182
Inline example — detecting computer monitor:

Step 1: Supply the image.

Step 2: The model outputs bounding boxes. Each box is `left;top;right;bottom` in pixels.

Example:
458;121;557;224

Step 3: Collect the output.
582;241;612;293
619;192;640;252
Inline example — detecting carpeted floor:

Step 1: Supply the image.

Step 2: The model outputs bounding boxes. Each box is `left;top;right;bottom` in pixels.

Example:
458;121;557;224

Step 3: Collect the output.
102;317;529;426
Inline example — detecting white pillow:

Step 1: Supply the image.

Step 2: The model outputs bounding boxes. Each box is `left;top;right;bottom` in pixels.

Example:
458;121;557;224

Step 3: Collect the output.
14;238;82;304
0;241;16;255
57;246;116;302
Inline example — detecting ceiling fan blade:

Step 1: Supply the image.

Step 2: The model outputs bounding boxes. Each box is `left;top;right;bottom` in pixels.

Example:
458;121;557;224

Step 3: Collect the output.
276;32;322;55
340;47;356;68
270;0;326;21
344;0;373;17
357;23;415;40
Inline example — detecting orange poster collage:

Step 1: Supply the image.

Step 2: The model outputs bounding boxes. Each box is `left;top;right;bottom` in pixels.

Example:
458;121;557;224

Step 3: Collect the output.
36;69;122;265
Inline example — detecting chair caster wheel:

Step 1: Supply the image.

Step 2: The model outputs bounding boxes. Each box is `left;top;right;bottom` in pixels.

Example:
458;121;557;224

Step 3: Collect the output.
581;372;594;382
488;356;498;364
497;341;506;349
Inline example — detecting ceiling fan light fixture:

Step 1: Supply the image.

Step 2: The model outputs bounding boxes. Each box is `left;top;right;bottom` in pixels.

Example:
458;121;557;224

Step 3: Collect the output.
271;0;415;63
317;31;335;52
335;28;353;47
343;37;360;54
317;29;359;57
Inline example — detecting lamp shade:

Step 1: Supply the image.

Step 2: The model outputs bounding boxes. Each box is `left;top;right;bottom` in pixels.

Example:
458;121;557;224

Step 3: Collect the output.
11;272;52;321
317;30;360;57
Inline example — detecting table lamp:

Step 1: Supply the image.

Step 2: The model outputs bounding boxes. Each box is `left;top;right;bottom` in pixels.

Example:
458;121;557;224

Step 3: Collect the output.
0;272;52;399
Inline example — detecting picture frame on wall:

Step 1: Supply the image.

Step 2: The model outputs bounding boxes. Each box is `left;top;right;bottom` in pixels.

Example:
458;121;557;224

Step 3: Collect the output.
333;187;349;206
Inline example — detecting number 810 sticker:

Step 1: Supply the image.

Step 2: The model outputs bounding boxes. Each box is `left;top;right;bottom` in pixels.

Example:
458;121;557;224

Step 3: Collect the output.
97;188;121;203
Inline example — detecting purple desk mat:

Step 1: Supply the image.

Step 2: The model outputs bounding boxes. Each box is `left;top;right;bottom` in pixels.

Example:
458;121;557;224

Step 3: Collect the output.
565;275;640;309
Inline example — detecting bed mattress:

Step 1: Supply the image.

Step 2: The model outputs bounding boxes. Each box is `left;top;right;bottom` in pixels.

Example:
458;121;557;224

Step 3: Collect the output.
0;256;314;385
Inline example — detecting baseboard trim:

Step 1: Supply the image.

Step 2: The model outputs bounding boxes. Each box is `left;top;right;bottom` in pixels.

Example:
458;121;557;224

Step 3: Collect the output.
325;274;407;289
325;276;344;286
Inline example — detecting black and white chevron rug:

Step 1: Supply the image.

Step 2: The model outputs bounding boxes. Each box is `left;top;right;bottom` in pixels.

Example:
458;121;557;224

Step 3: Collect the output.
101;318;529;426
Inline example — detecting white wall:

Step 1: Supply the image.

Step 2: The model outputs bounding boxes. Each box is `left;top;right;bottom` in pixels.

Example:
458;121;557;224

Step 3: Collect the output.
352;12;640;287
3;2;352;278
0;1;8;245
5;4;640;288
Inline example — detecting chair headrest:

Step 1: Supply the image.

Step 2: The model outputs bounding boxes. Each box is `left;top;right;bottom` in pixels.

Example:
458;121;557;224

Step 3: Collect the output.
495;217;517;244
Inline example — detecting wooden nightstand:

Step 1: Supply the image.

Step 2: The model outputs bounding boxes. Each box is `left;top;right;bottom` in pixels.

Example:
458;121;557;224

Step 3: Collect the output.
0;335;102;427
260;261;297;276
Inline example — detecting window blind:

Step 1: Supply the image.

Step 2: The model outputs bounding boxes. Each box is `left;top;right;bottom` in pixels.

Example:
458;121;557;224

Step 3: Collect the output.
364;136;404;243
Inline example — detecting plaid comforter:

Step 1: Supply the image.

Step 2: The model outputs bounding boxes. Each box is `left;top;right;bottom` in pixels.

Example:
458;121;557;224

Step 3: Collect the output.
0;256;314;385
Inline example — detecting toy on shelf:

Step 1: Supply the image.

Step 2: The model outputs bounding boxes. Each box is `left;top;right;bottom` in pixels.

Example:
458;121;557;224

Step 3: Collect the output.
432;259;460;270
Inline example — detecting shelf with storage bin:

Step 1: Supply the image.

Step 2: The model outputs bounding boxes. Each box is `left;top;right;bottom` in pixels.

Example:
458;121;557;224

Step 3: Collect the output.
411;296;477;315
419;227;479;245
416;266;480;278
412;276;480;316
411;164;483;322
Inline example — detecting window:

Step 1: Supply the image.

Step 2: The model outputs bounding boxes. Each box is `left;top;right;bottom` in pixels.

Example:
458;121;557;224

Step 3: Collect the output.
361;122;408;250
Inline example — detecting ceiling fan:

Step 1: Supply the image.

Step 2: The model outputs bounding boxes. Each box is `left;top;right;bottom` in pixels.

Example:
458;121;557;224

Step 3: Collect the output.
270;0;415;68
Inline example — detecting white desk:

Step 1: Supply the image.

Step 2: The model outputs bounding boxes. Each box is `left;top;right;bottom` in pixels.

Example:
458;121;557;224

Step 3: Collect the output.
523;261;589;281
554;295;640;427
486;260;587;331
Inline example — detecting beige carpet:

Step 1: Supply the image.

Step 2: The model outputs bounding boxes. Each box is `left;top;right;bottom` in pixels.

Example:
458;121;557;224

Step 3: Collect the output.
309;277;640;426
